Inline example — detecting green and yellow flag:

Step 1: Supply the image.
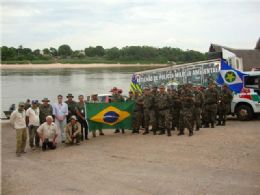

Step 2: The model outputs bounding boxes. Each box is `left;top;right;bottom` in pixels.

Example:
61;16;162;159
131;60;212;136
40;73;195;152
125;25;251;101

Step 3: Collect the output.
85;101;135;131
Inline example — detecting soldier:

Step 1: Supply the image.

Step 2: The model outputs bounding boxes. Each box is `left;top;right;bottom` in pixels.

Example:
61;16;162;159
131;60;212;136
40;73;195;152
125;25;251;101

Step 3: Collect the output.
193;85;204;131
157;85;172;136
150;85;159;132
65;115;81;145
89;94;105;137
204;83;219;128
39;98;53;124
127;91;135;101
65;93;77;123
110;87;125;134
171;88;181;131
179;84;195;136
75;95;89;140
217;84;233;126
132;90;143;134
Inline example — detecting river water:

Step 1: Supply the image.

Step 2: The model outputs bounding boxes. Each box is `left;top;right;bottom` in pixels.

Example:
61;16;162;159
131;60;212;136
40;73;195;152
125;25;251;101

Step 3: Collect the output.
1;66;156;115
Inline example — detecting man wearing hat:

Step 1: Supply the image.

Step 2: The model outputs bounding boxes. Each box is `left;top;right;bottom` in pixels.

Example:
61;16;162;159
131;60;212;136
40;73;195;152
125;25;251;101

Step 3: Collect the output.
110;87;125;134
26;100;40;149
76;95;89;140
65;115;81;145
157;85;172;136
39;98;53;124
89;94;105;137
65;93;77;123
10;102;27;157
217;84;233;126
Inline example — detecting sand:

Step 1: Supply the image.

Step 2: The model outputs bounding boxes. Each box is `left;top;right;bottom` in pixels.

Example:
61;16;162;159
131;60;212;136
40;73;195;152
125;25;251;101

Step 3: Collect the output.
1;119;260;195
0;63;168;69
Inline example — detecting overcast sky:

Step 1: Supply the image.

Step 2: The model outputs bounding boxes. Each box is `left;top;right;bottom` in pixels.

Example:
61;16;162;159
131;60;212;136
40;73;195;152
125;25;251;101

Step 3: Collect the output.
1;0;259;52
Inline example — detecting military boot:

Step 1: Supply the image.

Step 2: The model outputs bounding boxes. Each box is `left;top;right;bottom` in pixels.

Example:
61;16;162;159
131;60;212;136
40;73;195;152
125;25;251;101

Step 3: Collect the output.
143;128;149;135
189;129;193;136
195;126;200;131
221;121;226;126
204;123;209;128
178;129;184;136
121;129;125;134
166;129;171;136
211;123;215;128
152;129;157;135
158;130;165;135
216;121;221;126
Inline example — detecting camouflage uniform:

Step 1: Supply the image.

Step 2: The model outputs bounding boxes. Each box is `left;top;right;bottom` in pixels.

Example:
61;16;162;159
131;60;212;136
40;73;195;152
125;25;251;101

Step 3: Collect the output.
179;86;194;136
171;90;181;131
193;89;204;131
217;87;233;125
65;100;77;123
132;94;143;133
39;104;53;124
65;121;81;144
150;88;159;132
204;86;219;128
111;93;125;133
143;91;157;135
157;90;172;136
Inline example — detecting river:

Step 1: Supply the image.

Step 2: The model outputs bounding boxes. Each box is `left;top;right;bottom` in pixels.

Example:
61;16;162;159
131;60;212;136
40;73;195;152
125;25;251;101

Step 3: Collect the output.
1;66;156;116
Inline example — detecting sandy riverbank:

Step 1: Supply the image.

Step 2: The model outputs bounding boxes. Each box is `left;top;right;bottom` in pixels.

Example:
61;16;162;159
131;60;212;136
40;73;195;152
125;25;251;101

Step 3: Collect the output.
2;119;260;195
0;63;168;69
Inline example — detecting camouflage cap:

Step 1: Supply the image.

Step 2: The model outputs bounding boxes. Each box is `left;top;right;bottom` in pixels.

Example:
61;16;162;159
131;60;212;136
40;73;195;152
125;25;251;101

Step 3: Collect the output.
159;85;165;89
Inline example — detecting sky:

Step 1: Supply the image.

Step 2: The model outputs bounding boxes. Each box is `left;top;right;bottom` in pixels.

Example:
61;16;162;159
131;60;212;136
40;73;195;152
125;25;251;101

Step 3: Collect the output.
1;0;260;52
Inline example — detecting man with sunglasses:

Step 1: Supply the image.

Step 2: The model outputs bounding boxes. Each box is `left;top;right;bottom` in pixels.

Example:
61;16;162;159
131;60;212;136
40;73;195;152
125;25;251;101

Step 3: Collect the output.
10;102;27;157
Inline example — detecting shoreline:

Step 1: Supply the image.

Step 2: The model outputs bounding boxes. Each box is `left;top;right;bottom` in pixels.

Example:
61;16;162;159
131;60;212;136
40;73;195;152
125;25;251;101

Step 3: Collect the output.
0;63;168;69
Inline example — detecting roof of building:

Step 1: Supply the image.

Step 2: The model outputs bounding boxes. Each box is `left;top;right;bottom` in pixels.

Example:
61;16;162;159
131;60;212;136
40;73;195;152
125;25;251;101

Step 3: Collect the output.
209;39;260;71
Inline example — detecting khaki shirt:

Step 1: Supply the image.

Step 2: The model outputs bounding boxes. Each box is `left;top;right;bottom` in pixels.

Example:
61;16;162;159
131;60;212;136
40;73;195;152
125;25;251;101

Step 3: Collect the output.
65;122;81;142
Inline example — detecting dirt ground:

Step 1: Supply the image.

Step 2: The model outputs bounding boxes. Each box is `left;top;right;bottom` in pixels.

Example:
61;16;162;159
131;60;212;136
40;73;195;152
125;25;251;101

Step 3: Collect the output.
1;119;260;195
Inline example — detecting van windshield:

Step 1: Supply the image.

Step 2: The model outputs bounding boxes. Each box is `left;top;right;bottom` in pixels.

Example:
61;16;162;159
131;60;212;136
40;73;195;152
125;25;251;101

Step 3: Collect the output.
244;75;260;90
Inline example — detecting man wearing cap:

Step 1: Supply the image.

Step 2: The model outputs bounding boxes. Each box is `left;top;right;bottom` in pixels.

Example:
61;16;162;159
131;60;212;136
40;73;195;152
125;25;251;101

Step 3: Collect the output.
193;86;204;131
157;85;172;136
89;94;105;137
110;87;125;134
217;84;233;126
39;98;53;124
143;87;157;135
10;102;27;157
132;90;143;134
37;116;58;151
179;84;195;136
76;95;89;140
150;85;159;132
26;100;40;149
65;94;77;123
171;88;181;131
126;91;135;101
204;83;219;128
52;95;68;143
65;116;81;145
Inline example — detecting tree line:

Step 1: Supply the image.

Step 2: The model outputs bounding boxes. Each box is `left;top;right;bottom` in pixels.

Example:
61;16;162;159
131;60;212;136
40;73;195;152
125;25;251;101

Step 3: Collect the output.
1;44;206;64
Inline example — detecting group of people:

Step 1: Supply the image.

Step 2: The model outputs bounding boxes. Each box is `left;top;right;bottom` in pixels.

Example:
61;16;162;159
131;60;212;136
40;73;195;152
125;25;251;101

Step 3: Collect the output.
127;82;233;137
10;93;102;157
10;83;232;157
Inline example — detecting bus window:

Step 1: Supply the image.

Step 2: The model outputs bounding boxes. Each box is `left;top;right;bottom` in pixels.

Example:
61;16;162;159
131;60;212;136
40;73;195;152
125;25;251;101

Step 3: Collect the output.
244;75;260;90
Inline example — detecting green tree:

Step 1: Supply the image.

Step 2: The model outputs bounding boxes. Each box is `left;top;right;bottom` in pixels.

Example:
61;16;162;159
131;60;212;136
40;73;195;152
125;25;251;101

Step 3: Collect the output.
43;48;50;55
50;47;58;57
58;44;72;57
105;47;120;60
95;46;105;56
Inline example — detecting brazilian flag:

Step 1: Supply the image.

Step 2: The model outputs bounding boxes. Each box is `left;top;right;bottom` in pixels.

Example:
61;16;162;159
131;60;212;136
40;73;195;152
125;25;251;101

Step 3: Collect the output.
85;101;135;131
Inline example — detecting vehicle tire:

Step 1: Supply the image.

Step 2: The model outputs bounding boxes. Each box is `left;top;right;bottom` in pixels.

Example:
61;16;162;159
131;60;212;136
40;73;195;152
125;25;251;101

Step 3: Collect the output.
236;104;253;121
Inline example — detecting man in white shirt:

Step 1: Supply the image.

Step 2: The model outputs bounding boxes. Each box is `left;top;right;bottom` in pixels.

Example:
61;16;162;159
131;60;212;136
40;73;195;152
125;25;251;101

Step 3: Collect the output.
52;95;68;143
37;115;58;151
26;100;40;150
10;102;27;157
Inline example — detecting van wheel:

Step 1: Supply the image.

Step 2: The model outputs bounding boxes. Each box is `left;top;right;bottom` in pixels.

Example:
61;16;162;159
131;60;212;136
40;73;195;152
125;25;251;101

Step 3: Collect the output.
236;105;253;121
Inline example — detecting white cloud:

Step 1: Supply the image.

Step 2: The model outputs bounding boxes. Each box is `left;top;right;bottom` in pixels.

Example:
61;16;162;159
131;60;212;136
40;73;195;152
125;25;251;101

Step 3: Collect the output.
1;0;260;52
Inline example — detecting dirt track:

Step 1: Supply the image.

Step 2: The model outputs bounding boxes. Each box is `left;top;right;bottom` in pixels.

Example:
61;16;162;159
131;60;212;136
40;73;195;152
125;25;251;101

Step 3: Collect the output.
1;119;260;195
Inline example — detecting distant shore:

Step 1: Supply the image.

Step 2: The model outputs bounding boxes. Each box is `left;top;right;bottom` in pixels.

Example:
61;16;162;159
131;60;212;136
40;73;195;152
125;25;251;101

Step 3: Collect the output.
0;63;168;69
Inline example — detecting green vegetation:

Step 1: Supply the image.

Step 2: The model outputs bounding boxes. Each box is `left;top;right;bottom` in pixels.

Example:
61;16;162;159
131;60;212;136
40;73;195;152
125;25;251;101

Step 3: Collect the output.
1;45;206;65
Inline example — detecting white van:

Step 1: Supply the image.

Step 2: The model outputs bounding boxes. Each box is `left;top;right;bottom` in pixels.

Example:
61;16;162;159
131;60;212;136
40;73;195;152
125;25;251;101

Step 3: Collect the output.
231;72;260;120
